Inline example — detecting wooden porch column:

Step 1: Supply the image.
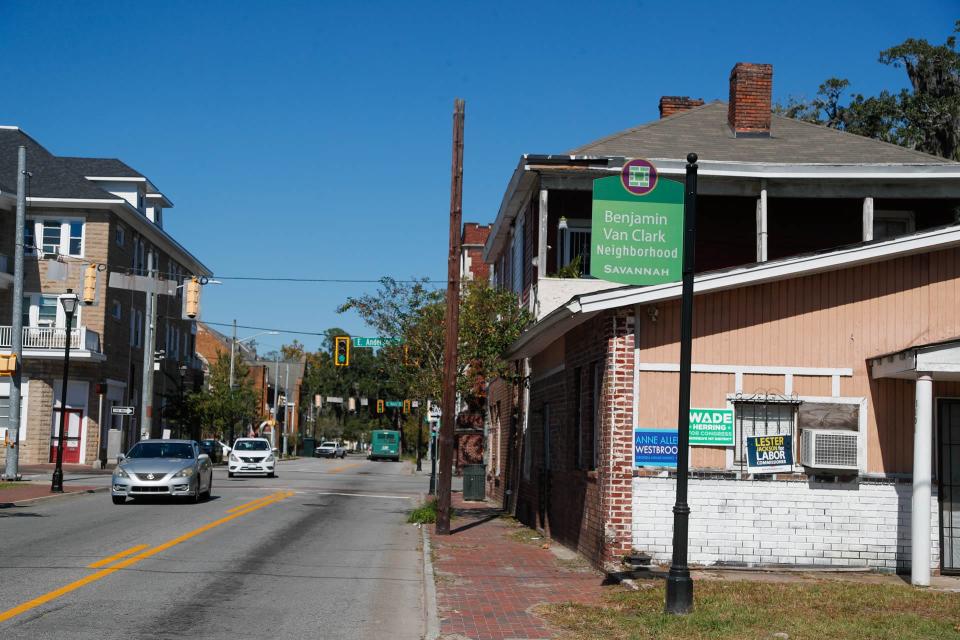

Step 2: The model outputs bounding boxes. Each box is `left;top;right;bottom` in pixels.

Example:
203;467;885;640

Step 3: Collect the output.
755;181;768;262
912;372;933;586
538;189;548;278
863;197;874;242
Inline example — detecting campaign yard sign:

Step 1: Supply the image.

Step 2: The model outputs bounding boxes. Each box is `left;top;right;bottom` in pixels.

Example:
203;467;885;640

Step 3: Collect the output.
746;434;794;474
689;408;735;446
634;428;678;468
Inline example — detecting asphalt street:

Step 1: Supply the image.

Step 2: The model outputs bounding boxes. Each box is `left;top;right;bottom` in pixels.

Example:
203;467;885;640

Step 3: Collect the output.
0;456;428;639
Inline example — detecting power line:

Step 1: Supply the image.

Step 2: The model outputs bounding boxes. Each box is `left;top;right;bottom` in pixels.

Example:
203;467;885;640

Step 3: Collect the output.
160;315;340;338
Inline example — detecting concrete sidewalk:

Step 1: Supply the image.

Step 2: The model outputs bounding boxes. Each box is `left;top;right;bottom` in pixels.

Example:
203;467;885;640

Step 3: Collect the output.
0;481;100;506
429;494;606;640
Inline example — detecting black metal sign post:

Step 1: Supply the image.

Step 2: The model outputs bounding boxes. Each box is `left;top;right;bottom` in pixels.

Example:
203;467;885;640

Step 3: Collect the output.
666;153;698;615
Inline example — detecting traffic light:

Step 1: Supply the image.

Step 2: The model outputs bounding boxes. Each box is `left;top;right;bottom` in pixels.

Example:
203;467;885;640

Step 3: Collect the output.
334;336;350;367
82;263;97;304
403;399;411;414
376;399;385;414
185;277;201;318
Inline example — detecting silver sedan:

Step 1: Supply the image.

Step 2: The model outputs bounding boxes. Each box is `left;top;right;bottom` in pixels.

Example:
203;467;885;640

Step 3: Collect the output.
111;439;214;504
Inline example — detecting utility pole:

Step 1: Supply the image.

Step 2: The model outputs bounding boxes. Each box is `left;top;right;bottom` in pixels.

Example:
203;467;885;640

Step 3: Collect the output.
283;362;290;457
229;318;237;389
416;401;423;472
140;250;157;439
3;145;27;481
436;98;465;535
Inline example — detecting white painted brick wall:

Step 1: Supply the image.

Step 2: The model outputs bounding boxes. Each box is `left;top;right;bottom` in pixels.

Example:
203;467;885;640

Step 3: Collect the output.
633;476;939;572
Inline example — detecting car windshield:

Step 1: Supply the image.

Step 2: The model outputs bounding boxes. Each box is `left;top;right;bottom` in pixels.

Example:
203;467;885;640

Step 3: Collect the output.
321;442;337;447
126;442;195;459
234;440;269;451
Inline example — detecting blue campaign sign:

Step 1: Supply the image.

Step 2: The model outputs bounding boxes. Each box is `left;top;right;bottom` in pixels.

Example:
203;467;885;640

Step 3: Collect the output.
746;434;793;474
634;428;678;468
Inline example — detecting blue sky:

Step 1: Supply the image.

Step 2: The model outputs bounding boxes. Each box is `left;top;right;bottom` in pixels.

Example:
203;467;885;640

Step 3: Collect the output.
2;1;955;352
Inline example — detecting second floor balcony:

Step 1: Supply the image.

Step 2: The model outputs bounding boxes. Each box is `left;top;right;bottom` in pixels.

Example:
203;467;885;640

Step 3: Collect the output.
0;325;104;361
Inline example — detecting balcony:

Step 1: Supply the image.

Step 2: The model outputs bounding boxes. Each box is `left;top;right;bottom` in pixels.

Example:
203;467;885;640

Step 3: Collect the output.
0;325;104;360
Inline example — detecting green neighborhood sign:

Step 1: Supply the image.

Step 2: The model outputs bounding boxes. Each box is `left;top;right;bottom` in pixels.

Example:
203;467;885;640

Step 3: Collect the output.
689;408;735;446
590;159;684;285
352;336;403;348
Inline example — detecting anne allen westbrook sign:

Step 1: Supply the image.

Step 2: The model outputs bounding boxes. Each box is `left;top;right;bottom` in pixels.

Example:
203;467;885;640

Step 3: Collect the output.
591;159;684;285
634;428;678;468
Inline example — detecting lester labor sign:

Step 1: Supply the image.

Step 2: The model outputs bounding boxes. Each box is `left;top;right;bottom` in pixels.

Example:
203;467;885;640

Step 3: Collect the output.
591;158;685;285
746;434;794;474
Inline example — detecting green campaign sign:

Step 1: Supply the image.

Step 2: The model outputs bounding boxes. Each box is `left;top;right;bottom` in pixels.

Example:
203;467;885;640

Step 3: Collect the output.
689;408;735;446
590;159;684;285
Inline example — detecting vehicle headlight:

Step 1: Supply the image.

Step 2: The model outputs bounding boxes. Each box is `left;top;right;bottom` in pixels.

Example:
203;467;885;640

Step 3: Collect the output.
229;454;239;462
114;467;129;479
174;467;195;478
264;455;274;463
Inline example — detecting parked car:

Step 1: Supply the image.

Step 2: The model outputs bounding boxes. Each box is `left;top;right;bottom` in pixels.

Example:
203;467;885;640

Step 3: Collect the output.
315;441;346;458
111;439;214;504
228;437;277;478
199;439;223;463
218;440;232;459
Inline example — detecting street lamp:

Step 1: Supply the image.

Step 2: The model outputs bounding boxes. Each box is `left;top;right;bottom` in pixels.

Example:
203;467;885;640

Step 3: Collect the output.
229;329;278;389
51;289;79;493
178;364;189;440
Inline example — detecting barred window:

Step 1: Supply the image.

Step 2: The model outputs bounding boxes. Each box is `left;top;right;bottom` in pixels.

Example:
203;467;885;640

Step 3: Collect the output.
733;398;799;466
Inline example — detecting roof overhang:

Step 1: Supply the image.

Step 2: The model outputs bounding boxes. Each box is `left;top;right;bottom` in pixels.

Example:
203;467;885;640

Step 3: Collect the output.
507;223;960;360
0;191;211;276
870;339;960;381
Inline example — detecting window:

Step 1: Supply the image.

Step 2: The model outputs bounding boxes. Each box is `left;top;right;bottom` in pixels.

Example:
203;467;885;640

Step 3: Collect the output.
111;300;122;321
591;362;601;470
733;400;798;466
132;238;146;275
511;216;525;294
873;210;915;241
115;225;125;247
22;293;78;328
23;218;85;257
0;393;24;438
558;219;591;275
130;309;143;348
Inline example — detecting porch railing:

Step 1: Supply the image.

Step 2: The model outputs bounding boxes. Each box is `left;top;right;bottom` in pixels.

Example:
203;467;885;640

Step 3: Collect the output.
0;326;102;353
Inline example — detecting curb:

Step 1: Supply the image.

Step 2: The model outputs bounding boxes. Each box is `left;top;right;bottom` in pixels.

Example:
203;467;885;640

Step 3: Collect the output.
421;524;440;640
2;485;109;508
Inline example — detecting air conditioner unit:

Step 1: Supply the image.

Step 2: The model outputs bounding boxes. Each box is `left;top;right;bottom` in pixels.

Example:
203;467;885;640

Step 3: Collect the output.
801;429;859;471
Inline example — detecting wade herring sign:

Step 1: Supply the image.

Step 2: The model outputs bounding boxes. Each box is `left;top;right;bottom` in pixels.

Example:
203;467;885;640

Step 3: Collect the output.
689;408;735;446
746;434;793;474
591;159;685;285
634;428;679;467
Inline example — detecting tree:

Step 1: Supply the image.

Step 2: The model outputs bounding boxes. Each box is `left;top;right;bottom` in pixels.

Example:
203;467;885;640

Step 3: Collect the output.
188;348;259;443
776;22;960;160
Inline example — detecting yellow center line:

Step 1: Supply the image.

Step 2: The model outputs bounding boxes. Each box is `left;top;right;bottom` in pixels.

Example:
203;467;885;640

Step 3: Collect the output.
0;491;294;625
87;544;150;569
225;491;286;513
328;463;362;474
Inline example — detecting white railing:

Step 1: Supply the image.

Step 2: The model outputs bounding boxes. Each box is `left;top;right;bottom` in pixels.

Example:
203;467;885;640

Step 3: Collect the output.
0;326;102;353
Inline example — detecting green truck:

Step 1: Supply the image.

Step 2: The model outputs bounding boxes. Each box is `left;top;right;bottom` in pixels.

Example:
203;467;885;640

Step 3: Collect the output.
370;430;400;462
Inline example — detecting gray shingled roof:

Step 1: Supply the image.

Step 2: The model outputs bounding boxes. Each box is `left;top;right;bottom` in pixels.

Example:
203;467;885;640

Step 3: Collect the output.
569;101;950;164
60;156;144;178
0;128;123;200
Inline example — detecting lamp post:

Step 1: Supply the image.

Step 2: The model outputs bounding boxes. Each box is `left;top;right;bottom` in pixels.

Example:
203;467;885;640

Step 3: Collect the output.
178;364;188;440
51;290;79;493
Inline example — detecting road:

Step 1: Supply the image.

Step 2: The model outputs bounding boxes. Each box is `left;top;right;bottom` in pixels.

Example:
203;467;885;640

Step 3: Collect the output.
0;457;428;639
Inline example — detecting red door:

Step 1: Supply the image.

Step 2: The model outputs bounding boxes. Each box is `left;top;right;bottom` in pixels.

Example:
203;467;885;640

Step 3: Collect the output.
50;409;83;464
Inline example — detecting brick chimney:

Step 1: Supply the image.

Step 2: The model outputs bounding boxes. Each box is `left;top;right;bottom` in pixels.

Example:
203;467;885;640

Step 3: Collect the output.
727;62;773;137
658;96;705;119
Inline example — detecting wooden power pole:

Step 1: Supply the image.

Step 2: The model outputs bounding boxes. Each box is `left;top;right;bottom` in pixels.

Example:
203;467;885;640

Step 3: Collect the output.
436;98;465;535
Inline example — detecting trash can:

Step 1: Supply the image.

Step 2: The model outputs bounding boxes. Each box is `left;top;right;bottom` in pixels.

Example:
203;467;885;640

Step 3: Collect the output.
462;464;486;501
303;437;316;457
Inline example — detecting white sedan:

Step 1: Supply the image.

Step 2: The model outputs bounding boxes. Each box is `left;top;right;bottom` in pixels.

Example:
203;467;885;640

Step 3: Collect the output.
228;438;277;478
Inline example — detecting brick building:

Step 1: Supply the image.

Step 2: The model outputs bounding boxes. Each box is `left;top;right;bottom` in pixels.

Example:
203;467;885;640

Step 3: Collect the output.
480;62;960;585
0;127;211;466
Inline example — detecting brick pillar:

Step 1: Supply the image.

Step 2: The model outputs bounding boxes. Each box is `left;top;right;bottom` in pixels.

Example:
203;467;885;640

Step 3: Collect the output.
598;311;636;569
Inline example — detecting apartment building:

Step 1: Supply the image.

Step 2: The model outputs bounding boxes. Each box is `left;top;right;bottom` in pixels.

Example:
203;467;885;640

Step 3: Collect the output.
482;63;960;583
0;127;211;466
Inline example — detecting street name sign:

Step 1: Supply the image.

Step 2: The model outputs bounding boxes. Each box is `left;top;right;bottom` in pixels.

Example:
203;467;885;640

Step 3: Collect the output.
111;406;135;416
591;159;684;285
352;337;403;348
385;400;403;408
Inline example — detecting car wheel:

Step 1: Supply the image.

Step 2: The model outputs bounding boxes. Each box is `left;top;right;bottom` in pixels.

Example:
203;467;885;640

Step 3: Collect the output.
112;495;125;505
228;472;234;478
267;472;276;478
190;482;200;504
201;475;212;501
